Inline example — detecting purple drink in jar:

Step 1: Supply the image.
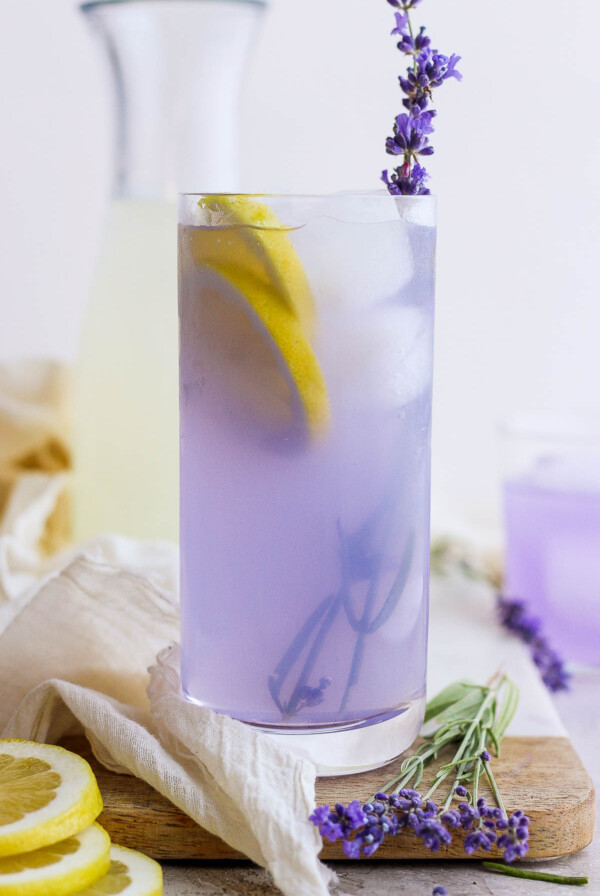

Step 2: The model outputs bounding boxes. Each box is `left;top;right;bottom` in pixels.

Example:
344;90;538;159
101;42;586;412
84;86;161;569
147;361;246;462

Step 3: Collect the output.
503;414;600;668
178;193;436;773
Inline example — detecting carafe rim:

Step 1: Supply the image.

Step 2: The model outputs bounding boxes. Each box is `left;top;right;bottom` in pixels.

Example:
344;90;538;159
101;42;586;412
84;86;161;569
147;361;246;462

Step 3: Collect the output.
80;0;266;12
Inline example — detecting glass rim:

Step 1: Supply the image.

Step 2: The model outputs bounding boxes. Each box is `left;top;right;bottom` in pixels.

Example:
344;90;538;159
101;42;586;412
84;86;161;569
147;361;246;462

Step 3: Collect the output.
499;410;600;444
179;190;435;201
80;0;266;12
178;191;436;228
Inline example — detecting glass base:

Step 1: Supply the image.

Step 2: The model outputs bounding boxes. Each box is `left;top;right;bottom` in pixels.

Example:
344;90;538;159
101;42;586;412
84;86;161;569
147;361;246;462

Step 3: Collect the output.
208;698;424;777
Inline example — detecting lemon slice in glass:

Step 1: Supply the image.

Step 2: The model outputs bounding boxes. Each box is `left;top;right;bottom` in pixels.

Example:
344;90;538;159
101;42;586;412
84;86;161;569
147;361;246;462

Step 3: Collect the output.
0;822;110;896
75;844;162;896
0;740;103;857
188;194;315;330
181;265;330;444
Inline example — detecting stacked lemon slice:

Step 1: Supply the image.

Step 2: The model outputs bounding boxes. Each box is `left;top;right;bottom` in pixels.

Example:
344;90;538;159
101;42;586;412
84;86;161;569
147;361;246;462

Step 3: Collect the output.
183;195;330;442
0;740;162;896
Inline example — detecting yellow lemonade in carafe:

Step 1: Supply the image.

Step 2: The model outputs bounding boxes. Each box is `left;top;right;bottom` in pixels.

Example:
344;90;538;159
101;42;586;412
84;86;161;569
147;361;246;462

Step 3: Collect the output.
74;199;178;542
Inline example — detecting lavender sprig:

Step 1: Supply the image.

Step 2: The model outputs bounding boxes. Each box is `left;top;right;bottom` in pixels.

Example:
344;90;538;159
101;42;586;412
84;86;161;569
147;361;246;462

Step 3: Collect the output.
382;0;461;195
497;596;570;692
310;676;531;863
430;538;570;693
482;862;589;886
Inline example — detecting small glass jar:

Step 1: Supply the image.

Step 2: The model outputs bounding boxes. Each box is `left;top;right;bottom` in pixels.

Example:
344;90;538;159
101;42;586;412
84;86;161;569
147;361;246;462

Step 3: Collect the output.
501;411;600;667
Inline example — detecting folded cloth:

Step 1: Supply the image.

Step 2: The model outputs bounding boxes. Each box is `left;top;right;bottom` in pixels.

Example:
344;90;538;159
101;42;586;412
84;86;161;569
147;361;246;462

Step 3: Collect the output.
2;643;331;896
0;552;332;896
0;360;72;555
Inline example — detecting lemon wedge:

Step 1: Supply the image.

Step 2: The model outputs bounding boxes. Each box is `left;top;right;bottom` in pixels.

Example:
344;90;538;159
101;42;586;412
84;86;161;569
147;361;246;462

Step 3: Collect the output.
0;822;110;896
75;844;162;896
0;740;103;857
181;264;329;443
189;194;315;330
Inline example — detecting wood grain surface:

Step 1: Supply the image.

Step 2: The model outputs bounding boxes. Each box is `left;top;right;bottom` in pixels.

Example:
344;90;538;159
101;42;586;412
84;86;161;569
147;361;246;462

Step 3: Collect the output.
61;735;595;862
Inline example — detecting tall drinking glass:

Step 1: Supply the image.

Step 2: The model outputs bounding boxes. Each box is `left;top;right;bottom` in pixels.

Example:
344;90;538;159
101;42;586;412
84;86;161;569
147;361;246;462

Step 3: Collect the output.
178;193;436;773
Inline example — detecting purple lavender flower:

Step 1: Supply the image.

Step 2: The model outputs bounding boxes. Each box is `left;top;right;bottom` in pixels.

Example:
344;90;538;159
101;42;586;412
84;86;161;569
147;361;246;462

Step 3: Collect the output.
455;784;468;797
343;819;389;858
457;801;479;831
311;789;531;864
497;596;541;643
496;810;531;862
343;797;400;857
532;642;570;692
311;790;448;858
391;11;409;35
296;677;332;709
441;809;461;828
399;49;462;111
386;112;435;159
497;595;570;692
381;162;430;196
387;0;423;9
395;24;431;56
480;750;491;762
464;828;495;854
432;888;447;896
382;0;461;195
309;800;367;842
411;815;452;851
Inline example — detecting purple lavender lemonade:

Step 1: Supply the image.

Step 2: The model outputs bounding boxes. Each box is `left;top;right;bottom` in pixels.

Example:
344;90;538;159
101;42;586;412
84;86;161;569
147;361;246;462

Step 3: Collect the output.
178;193;435;767
504;459;600;667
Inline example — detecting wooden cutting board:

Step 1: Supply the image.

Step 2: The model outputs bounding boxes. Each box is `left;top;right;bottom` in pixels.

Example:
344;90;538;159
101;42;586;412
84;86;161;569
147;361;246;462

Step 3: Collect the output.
62;734;595;861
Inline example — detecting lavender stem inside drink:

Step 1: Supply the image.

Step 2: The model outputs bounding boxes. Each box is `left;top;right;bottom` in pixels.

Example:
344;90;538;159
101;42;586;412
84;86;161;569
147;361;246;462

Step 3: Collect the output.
178;194;435;745
504;456;600;667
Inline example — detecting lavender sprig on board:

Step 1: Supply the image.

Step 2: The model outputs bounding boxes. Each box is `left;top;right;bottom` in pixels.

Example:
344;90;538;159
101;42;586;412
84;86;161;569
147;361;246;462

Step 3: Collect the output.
310;676;531;862
382;0;461;196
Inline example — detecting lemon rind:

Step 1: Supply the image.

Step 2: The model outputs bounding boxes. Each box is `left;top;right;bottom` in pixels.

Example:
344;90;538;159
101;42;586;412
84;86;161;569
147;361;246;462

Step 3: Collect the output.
196;194;315;330
80;844;163;896
0;740;103;857
0;823;111;896
204;267;330;436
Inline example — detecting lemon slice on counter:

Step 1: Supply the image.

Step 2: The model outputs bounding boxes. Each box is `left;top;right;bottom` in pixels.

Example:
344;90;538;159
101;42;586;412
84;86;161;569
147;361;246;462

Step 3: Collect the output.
187;194;315;329
0;822;110;896
181;265;330;442
0;740;103;857
76;844;163;896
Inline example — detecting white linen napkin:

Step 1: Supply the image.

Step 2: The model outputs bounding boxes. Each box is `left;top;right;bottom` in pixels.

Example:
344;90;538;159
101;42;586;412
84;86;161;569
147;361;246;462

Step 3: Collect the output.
0;546;333;896
0;361;333;896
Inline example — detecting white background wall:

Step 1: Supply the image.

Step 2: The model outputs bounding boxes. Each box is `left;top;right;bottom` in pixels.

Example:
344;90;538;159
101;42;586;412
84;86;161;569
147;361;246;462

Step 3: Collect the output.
1;0;600;535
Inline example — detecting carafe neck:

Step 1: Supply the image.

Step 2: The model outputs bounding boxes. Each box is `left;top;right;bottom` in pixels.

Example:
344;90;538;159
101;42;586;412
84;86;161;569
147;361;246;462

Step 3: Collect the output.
81;0;264;200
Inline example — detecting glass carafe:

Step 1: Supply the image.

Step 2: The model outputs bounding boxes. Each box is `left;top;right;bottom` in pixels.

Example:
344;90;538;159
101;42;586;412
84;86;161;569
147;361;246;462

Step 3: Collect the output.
75;0;264;542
